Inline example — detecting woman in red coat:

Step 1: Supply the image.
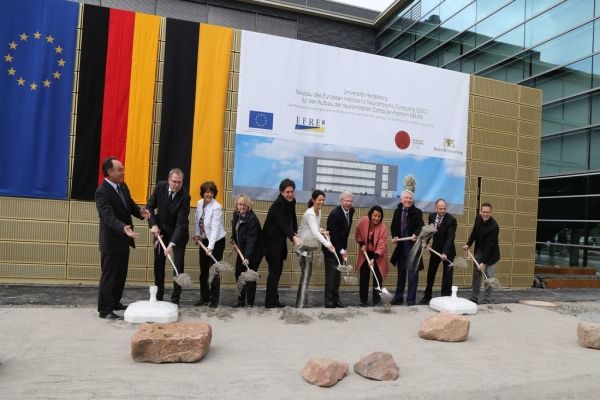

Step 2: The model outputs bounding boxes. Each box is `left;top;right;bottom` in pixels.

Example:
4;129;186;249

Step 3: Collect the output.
355;205;389;307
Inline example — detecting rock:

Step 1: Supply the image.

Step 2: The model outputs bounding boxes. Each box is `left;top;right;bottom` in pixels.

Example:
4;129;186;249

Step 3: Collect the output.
302;358;348;387
131;322;212;363
353;352;399;381
419;312;469;342
577;321;600;349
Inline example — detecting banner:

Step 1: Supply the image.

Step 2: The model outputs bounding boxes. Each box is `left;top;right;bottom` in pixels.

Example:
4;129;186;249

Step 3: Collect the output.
234;31;470;212
0;0;78;199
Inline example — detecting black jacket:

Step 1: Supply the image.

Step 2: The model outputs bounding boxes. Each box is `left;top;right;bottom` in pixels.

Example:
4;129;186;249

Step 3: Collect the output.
232;209;263;266
390;204;424;267
263;194;298;260
95;180;143;254
427;212;457;260
146;180;190;246
323;205;355;258
467;215;500;265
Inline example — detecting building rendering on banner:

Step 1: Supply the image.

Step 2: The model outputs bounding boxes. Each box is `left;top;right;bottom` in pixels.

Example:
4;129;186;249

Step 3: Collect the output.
375;0;599;269
303;155;398;198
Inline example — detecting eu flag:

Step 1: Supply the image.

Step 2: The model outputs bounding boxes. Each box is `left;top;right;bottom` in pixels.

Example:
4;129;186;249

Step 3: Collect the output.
0;0;78;199
249;110;274;130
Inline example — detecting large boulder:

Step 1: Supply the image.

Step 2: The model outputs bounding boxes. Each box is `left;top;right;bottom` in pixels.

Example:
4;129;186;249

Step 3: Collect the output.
302;358;348;387
419;312;470;342
577;321;600;350
353;352;399;381
131;322;212;363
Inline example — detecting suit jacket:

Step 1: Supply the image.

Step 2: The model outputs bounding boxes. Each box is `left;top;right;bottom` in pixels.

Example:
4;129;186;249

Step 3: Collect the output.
323;205;355;259
390;204;424;266
263;194;298;260
467;215;500;265
95;180;143;254
146;181;190;247
232;209;263;265
427;212;457;260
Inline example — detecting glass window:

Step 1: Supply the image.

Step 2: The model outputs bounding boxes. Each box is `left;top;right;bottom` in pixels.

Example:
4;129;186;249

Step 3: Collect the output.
415;36;440;60
591;128;600;170
522;57;592;103
597;0;600;17
421;0;443;17
481;58;526;83
525;0;563;19
592;55;600;88
595;19;600;52
530;22;593;77
538;197;587;219
541;131;590;175
475;0;525;47
441;31;476;66
525;0;592;48
591;92;600;125
474;25;525;73
542;94;590;136
539;174;588;196
439;0;473;21
476;0;512;21
439;2;476;43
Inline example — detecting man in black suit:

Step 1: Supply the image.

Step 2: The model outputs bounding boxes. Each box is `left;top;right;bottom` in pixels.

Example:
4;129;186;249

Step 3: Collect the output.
390;190;424;306
463;202;500;304
323;191;354;308
95;157;148;319
146;168;190;305
420;198;457;305
263;178;302;308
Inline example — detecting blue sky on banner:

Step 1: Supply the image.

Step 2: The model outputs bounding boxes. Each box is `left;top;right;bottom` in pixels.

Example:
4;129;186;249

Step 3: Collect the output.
0;0;78;199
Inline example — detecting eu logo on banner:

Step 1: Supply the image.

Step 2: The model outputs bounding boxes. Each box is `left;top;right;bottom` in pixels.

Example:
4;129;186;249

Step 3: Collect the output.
0;0;78;199
249;110;274;130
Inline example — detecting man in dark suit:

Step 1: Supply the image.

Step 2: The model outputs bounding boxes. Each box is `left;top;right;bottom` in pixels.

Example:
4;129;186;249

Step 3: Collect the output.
95;157;148;319
390;190;424;306
323;191;354;308
420;198;457;305
146;168;190;305
263;178;302;308
463;202;500;304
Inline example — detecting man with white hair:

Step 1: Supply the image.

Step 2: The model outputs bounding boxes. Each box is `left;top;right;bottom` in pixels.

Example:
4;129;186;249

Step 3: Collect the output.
323;191;355;308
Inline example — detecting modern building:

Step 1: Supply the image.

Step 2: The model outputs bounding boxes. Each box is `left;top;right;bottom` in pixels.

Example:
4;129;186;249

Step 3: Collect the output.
376;0;600;269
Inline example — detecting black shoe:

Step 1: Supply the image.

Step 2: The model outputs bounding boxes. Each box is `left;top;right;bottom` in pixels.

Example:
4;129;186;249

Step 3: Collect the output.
247;304;254;307
208;303;218;308
407;302;416;306
335;302;346;308
325;304;336;308
171;300;179;306
233;301;245;308
468;297;479;304
482;299;492;304
99;312;122;320
419;297;431;305
390;298;403;306
195;299;208;306
114;303;127;311
359;302;369;307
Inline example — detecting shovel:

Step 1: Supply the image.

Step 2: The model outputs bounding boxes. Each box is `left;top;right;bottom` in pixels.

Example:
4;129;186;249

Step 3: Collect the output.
197;240;233;283
322;232;356;284
427;247;468;269
233;246;260;293
467;250;502;289
407;223;437;272
154;233;193;288
362;250;393;305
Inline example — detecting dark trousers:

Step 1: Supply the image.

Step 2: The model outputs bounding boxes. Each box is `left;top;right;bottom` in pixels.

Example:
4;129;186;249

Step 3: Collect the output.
235;258;258;306
199;237;225;307
359;255;382;305
265;247;285;306
153;238;186;303
423;253;453;299
394;250;418;305
324;253;341;306
98;250;129;313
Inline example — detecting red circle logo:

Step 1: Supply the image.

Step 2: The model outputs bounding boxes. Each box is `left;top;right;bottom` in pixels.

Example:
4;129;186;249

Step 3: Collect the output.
395;131;410;150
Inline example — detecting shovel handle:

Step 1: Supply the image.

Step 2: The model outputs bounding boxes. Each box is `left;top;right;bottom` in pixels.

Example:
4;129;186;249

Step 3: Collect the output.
234;245;251;270
392;236;414;243
362;250;382;290
323;232;343;267
155;233;179;276
198;240;219;264
467;250;489;280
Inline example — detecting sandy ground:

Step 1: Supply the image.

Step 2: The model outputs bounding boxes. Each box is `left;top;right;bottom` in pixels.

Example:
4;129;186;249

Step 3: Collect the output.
1;302;599;400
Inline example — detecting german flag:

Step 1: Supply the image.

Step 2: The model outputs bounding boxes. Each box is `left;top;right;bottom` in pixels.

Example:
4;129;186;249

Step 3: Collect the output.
156;22;232;205
71;5;159;203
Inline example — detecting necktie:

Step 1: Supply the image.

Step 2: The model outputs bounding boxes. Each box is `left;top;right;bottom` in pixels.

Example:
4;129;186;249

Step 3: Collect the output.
435;215;442;228
168;191;174;202
344;211;349;225
401;208;408;236
116;184;127;207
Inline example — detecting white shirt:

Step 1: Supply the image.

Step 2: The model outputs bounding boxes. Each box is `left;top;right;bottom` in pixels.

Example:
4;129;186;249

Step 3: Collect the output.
297;207;331;247
195;199;227;250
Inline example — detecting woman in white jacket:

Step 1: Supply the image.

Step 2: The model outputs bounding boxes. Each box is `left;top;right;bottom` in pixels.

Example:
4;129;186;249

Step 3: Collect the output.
296;189;335;308
193;181;226;308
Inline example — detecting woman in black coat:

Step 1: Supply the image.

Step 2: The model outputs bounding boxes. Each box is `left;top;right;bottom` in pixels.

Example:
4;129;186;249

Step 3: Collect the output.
231;194;263;307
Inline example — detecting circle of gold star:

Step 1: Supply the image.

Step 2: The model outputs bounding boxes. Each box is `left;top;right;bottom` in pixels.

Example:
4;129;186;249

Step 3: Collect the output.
5;31;67;90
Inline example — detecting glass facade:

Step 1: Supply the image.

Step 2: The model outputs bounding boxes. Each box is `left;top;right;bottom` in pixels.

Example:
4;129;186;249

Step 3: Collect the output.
377;0;600;269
